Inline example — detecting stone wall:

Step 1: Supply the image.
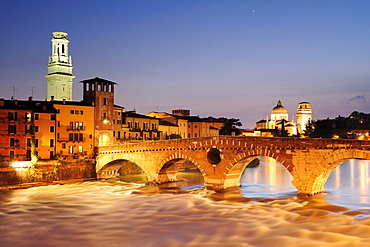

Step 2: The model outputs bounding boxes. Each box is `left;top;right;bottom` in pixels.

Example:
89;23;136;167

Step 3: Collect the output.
0;159;96;189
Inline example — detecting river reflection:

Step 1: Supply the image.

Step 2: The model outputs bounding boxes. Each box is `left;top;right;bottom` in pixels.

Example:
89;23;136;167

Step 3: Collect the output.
240;157;370;213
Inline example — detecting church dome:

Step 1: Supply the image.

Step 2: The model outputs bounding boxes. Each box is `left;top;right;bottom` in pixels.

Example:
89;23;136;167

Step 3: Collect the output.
271;100;288;115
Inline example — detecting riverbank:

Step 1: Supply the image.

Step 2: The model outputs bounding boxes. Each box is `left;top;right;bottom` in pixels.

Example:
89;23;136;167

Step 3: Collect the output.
0;159;96;190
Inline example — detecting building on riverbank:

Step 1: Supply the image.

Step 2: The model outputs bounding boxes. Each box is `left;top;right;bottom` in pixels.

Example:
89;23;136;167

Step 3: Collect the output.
0;97;58;162
146;110;223;139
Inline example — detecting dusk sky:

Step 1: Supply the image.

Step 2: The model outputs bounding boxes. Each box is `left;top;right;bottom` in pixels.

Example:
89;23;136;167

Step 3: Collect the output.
1;0;370;128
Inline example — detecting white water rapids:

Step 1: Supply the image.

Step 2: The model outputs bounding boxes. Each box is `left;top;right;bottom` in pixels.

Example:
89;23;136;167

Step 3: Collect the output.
1;159;370;246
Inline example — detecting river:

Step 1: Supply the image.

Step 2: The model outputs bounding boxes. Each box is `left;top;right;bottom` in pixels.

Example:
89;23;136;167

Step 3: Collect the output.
1;158;370;246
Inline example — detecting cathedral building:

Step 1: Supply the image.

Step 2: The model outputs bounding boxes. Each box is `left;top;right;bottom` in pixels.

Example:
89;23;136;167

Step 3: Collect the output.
255;100;313;136
45;32;75;101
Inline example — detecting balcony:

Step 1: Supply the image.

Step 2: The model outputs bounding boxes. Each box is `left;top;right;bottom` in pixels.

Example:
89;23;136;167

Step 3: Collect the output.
66;126;86;131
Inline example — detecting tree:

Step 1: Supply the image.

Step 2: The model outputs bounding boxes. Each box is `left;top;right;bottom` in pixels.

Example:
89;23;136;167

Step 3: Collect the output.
277;119;289;137
219;118;242;135
306;118;351;139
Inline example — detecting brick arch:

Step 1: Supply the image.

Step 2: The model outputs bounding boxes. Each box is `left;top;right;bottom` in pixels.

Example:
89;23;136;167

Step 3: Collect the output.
97;158;150;180
223;149;294;190
315;149;370;192
157;152;205;184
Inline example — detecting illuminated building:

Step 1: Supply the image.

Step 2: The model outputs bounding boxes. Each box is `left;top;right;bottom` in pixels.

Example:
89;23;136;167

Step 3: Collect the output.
255;100;313;136
120;111;160;141
80;77;124;146
296;101;313;134
45;32;75;101
0;97;58;163
147;110;223;139
51;99;95;159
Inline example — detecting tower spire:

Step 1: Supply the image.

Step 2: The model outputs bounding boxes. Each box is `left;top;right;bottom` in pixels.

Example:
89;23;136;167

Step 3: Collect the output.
45;31;75;101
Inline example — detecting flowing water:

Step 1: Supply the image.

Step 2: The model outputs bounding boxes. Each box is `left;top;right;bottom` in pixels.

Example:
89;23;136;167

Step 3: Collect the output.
1;159;370;246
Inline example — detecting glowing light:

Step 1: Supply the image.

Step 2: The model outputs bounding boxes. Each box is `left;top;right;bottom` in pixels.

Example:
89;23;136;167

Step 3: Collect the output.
103;119;109;124
11;161;32;168
332;135;339;139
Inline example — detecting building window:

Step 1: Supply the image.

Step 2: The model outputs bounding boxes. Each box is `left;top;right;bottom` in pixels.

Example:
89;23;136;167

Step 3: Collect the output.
35;139;39;148
70;110;74;114
80;110;84;115
8;125;16;134
128;122;132;128
188;133;191;138
152;123;157;130
50;126;55;132
69;146;73;154
35;114;39;120
69;133;83;141
50;114;56;120
34;126;39;132
58;121;60;127
103;98;107;105
194;133;198;137
50;139;54;147
10;138;15;147
113;131;116;137
62;143;66;149
143;122;148;130
27;138;32;147
50;151;54;159
25;125;33;134
26;112;32;122
10;151;14;160
78;146;83;153
8;112;17;121
26;150;31;159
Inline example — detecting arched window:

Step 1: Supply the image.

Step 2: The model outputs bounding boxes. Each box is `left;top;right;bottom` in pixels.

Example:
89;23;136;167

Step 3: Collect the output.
99;134;109;146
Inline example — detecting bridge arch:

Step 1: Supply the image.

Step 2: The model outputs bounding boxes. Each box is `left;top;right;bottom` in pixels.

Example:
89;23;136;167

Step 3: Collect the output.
157;152;205;185
308;149;370;195
97;159;148;180
223;149;294;189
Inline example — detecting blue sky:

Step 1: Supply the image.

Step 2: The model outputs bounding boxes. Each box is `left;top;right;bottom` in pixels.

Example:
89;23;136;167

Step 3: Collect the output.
1;0;370;128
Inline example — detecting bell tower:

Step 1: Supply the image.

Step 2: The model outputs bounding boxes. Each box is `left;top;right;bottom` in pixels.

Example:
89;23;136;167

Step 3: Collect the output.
296;101;313;134
45;32;75;101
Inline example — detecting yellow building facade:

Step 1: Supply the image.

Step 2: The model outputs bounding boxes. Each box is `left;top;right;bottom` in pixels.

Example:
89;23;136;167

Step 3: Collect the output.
52;101;95;159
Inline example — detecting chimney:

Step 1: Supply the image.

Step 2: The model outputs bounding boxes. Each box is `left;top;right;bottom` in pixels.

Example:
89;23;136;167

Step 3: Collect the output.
28;96;33;101
63;99;66;105
50;96;54;102
0;99;4;107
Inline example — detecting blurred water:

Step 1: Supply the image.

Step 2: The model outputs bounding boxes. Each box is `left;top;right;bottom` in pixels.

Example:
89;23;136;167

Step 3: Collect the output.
1;159;370;246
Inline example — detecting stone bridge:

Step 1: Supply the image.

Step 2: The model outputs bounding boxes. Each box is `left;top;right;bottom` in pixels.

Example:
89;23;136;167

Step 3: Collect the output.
95;136;370;196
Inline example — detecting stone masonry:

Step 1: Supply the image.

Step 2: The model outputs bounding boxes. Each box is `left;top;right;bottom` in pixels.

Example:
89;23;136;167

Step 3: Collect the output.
96;136;370;196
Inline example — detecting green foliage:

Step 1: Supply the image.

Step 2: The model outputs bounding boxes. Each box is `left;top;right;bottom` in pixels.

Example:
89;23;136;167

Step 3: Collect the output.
306;118;352;139
277;119;289;137
219;118;242;135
